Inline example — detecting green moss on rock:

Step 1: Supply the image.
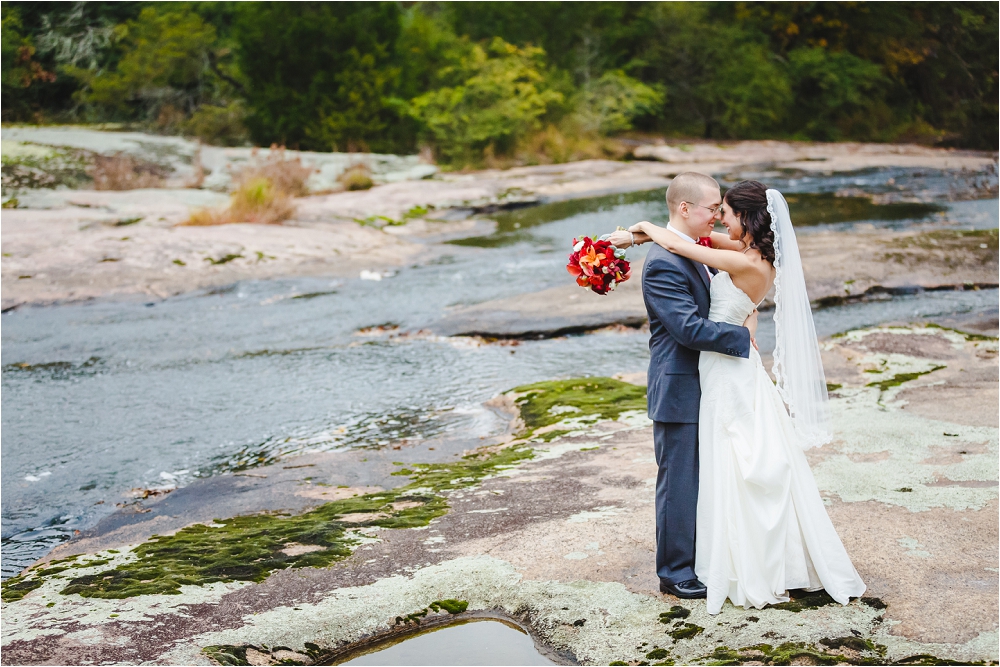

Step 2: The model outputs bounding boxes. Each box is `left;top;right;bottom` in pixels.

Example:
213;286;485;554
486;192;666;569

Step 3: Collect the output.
429;599;468;614
0;575;43;602
658;605;691;623
694;638;908;666
924;323;998;342
509;377;647;434
203;645;252;666
771;588;839;612
668;623;703;640
16;446;532;601
866;366;945;393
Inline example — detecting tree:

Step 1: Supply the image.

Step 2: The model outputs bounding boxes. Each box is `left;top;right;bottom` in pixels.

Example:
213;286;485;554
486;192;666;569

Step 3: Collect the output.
1;9;57;120
570;70;663;135
68;7;219;124
234;2;401;151
786;47;888;141
407;37;563;164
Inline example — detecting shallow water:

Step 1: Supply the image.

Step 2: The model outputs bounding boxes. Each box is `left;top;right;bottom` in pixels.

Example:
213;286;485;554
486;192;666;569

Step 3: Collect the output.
337;619;556;666
2;166;996;577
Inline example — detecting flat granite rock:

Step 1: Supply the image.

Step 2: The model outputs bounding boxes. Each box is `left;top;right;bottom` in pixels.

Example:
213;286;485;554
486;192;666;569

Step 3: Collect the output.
433;273;646;338
2;325;996;666
433;227;998;339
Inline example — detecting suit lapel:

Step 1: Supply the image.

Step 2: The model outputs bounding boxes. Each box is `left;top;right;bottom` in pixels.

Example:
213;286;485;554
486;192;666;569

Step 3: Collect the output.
686;256;712;294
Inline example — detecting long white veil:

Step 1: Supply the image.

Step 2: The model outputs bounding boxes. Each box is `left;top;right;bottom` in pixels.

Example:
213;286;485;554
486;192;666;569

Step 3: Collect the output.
767;189;832;449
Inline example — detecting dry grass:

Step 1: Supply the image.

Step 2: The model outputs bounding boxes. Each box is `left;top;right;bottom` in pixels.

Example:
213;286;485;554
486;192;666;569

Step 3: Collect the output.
185;178;295;226
88;153;167;190
183;146;311;226
338;163;374;191
234;146;314;196
514;125;629;166
439;125;630;171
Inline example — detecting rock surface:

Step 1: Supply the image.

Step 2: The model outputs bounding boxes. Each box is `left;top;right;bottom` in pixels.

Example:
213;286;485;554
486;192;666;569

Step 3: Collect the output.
633;139;995;174
2;325;996;666
2;127;437;191
433;228;999;338
3;130;996;310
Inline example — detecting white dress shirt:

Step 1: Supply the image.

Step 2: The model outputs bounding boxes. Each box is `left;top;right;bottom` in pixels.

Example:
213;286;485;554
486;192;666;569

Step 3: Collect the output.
666;223;712;281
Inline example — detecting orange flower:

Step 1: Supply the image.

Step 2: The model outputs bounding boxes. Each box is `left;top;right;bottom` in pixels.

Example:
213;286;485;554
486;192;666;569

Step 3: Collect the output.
578;245;606;276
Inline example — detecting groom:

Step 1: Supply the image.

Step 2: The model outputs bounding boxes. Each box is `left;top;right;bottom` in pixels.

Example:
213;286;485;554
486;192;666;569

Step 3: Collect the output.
610;172;755;598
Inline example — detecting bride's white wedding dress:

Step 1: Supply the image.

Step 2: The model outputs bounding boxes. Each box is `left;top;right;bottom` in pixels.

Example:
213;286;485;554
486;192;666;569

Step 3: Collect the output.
695;271;866;615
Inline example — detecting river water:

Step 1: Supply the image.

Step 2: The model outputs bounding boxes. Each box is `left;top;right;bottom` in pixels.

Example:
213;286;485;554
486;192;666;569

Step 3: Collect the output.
2;167;997;578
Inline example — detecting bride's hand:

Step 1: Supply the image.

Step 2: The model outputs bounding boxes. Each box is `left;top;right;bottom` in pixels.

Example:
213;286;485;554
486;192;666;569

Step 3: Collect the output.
743;310;759;339
604;230;633;248
631;221;679;251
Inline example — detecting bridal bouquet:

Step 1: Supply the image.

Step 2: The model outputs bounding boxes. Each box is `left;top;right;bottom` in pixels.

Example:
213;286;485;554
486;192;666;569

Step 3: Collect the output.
566;236;631;295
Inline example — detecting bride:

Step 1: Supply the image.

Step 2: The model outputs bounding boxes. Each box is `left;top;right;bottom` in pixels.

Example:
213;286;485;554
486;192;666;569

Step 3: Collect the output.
624;180;865;615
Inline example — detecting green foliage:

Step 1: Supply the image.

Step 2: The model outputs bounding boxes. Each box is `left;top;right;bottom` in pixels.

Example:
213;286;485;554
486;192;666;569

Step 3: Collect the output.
730;2;999;148
3;2;996;149
1;8;56;116
706;42;792;138
234;2;401;151
787;47;889;141
408;37;563;164
68;7;219;123
571;70;664;135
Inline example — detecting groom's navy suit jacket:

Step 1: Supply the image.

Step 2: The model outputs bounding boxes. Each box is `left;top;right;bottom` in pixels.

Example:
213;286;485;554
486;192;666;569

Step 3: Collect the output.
642;243;751;423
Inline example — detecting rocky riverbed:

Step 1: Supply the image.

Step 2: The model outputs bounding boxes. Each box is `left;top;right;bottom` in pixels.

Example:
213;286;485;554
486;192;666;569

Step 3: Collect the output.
1;324;997;665
2;129;997;665
2;130;996;311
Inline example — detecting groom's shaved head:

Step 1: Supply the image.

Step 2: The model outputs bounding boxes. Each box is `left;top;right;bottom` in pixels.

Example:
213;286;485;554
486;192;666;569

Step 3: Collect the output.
666;172;720;212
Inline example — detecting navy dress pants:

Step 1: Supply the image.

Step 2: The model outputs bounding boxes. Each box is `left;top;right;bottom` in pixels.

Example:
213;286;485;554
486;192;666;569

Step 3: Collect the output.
653;421;699;584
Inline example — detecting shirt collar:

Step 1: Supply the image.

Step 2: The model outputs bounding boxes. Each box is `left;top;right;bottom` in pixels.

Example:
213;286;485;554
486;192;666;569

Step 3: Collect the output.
665;222;697;244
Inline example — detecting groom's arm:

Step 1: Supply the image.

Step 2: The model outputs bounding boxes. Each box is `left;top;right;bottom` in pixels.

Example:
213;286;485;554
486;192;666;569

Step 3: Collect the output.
644;258;751;358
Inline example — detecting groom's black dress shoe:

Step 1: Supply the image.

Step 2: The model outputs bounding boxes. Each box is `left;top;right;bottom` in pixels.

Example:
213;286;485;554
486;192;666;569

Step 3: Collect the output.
660;578;707;599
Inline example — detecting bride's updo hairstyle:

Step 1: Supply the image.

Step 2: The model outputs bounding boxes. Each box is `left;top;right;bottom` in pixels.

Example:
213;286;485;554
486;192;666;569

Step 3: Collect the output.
724;180;775;265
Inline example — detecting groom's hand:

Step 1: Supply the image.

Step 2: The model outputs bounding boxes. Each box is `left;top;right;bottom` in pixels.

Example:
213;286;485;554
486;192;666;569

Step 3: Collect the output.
743;309;759;340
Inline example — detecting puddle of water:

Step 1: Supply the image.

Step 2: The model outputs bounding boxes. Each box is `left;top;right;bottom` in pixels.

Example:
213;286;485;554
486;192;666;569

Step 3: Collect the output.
753;287;999;355
337;619;557;666
726;165;998;201
453;167;994;248
781;193;942;226
451;189;668;248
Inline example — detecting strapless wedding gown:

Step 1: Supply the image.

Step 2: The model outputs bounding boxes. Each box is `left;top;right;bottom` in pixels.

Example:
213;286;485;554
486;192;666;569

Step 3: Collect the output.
695;272;865;615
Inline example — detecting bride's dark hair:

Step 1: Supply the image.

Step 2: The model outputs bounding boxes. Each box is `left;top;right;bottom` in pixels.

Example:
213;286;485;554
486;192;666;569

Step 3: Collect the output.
724;180;775;264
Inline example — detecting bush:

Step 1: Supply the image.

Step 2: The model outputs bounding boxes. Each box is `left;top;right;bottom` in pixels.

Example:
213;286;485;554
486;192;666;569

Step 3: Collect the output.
88;153;167;190
338;164;374;191
185;177;294;226
182;101;250;146
227;177;295;224
233;147;314;197
407;37;563;166
184;148;311;225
